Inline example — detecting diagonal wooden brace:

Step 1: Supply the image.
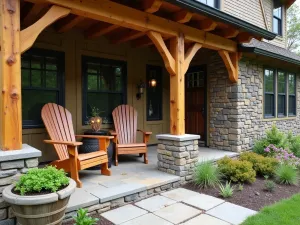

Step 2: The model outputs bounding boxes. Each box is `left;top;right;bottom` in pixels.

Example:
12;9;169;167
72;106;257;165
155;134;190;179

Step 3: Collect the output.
20;5;70;53
218;50;239;83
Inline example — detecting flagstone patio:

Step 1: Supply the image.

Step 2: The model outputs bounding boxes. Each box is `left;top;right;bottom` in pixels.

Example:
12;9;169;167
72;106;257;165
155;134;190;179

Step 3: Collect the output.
66;146;239;214
101;188;257;225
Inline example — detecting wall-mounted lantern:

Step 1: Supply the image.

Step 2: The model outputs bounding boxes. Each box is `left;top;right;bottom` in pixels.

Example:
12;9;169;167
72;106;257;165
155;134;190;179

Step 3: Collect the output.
136;80;146;100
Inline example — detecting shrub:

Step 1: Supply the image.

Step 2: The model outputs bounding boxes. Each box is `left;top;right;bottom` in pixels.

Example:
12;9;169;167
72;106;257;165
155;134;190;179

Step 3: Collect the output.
217;157;256;183
218;181;234;198
288;136;300;158
275;164;299;185
253;139;270;156
265;145;300;168
193;161;222;188
240;152;278;176
264;180;276;192
14;166;69;195
73;208;98;225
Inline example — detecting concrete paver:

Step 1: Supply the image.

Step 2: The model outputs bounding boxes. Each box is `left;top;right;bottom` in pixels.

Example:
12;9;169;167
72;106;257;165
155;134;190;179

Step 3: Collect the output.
161;188;199;201
135;195;177;212
183;193;225;210
181;214;231;225
120;213;173;225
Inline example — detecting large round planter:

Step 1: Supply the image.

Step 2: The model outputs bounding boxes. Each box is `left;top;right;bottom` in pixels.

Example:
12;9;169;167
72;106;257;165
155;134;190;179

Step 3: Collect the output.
3;178;76;225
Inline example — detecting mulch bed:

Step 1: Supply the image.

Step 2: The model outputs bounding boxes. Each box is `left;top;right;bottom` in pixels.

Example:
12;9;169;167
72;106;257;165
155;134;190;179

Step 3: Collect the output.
63;215;114;225
184;177;300;211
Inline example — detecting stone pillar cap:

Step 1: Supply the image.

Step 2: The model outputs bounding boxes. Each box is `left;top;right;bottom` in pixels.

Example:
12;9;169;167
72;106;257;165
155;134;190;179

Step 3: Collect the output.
156;134;200;141
0;144;41;162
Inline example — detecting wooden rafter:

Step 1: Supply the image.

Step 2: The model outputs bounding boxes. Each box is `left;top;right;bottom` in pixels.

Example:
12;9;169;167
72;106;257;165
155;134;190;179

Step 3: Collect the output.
143;0;163;13
111;30;145;44
20;5;71;53
173;10;193;23
196;19;218;31
218;50;239;83
220;27;239;39
236;32;253;43
25;0;237;52
23;3;48;26
56;14;84;33
133;36;156;48
85;23;119;39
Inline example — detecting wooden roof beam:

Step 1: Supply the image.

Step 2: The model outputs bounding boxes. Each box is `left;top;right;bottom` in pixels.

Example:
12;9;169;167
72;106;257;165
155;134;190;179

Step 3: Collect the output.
56;14;84;33
23;2;49;26
25;0;237;52
111;30;145;44
143;0;163;13
173;10;193;23
237;32;253;43
195;19;218;32
85;23;119;39
219;27;239;39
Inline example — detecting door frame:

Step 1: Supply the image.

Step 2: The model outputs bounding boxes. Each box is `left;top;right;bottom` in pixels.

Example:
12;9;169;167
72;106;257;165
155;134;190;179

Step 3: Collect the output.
185;65;207;146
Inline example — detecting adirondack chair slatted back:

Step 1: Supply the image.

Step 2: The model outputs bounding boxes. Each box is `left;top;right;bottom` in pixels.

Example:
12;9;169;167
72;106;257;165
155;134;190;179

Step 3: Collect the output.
112;105;137;144
42;103;76;160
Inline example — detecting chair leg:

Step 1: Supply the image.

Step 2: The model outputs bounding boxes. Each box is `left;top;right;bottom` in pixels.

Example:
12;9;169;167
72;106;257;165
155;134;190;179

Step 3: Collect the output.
115;147;119;166
70;160;82;188
101;162;111;176
139;153;143;157
144;152;148;164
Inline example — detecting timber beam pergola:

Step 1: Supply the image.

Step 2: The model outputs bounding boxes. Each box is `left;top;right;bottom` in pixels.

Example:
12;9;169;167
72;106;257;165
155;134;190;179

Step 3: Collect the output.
1;0;258;150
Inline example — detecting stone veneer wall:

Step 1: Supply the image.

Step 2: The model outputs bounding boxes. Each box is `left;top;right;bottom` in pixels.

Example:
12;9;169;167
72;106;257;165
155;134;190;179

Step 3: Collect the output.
208;53;300;152
0;145;41;225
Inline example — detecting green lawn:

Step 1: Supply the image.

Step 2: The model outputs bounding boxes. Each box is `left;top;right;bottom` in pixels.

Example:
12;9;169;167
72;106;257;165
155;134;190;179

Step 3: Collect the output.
242;194;300;225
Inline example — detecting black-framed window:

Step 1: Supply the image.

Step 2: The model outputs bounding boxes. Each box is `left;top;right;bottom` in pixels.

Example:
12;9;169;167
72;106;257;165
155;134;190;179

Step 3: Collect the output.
273;7;282;35
264;69;275;118
82;56;127;125
21;49;65;128
197;0;219;8
289;74;296;116
277;71;286;117
146;65;163;121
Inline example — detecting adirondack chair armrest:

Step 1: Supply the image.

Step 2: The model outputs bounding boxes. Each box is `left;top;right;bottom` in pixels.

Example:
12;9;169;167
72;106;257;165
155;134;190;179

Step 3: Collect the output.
44;140;83;146
75;135;114;151
75;135;114;140
137;130;152;143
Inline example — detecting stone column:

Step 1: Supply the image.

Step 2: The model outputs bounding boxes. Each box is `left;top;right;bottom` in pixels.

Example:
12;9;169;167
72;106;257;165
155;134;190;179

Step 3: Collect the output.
0;144;41;224
156;134;200;184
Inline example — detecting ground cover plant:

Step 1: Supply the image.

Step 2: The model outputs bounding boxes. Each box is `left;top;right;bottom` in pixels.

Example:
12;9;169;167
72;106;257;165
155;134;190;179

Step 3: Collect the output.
241;194;300;225
275;164;299;185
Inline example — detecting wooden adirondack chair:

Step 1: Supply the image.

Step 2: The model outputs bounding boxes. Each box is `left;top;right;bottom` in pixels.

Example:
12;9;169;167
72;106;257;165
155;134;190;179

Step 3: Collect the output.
111;105;152;166
41;103;112;188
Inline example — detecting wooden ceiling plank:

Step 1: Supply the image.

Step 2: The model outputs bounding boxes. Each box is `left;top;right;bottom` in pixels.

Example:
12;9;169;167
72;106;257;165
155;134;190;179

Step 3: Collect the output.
143;0;163;13
56;14;84;33
173;10;193;23
25;0;237;52
23;3;48;26
133;37;154;48
111;30;145;44
85;23;119;39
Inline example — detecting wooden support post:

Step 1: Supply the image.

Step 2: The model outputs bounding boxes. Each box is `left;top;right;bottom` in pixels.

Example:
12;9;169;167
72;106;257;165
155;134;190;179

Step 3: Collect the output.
218;50;239;83
147;31;201;135
0;0;22;150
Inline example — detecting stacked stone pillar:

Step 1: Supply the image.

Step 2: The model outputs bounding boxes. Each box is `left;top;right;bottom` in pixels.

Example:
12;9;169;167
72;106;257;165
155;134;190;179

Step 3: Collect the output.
0;144;41;225
156;134;200;184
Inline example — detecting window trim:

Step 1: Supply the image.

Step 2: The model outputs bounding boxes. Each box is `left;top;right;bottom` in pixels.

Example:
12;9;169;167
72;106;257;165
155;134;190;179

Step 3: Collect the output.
263;67;297;119
22;48;65;129
277;70;286;117
273;6;282;36
81;55;127;125
146;65;163;121
197;0;220;9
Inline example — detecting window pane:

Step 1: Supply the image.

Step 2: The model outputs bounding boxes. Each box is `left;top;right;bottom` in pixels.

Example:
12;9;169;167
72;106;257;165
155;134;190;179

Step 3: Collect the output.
46;71;57;88
264;69;274;92
87;63;99;74
22;90;57;123
22;69;30;88
277;95;286;116
289;74;295;95
21;58;30;68
277;71;286;94
289;96;296;116
31;55;43;69
46;57;58;70
87;93;123;123
31;70;42;87
273;7;282;18
273;18;279;34
99;65;111;91
147;66;162;121
114;67;122;92
88;74;98;91
264;94;274;116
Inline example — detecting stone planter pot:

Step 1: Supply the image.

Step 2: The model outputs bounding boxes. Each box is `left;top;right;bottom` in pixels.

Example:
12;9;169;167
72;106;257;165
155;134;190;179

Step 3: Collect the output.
3;178;76;225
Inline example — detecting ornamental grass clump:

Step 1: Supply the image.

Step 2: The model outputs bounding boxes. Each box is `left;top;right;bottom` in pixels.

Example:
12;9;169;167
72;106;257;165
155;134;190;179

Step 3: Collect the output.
14;166;69;195
275;164;299;185
218;181;234;198
193;161;222;188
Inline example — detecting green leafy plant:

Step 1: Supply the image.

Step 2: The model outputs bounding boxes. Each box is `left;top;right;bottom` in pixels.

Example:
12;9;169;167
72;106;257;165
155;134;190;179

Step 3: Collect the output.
73;208;98;225
275;164;299;185
288;135;300;158
14;166;69;196
218;181;234;198
264;180;276;192
237;183;244;191
193;161;222;188
253;139;270;156
240;152;278;176
217;157;256;183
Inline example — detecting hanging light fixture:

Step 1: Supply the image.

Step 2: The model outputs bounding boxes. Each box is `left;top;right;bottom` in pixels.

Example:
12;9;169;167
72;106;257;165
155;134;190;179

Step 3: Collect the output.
149;78;157;87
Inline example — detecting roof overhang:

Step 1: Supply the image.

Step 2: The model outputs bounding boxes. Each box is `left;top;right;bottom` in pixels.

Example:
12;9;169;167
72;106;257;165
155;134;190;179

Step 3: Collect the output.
166;0;277;40
274;0;296;9
239;45;300;66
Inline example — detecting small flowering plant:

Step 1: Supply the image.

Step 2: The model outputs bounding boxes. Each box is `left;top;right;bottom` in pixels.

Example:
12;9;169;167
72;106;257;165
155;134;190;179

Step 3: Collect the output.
264;144;300;168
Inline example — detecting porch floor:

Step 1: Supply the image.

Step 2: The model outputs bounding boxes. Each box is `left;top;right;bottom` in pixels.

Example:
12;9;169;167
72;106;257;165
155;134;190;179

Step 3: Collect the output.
66;146;239;213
